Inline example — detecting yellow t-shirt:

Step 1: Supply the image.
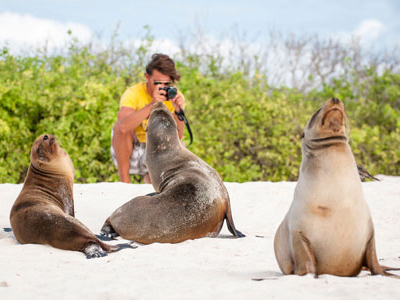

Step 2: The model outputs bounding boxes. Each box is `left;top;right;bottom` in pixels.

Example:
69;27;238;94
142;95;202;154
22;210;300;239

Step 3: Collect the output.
119;82;177;143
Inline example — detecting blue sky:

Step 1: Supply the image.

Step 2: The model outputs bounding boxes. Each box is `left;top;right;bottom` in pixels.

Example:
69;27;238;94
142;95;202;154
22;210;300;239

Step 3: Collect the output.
1;0;399;52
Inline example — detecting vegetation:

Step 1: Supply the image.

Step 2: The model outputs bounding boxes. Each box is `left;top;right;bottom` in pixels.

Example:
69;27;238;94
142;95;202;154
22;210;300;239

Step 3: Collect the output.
1;30;399;183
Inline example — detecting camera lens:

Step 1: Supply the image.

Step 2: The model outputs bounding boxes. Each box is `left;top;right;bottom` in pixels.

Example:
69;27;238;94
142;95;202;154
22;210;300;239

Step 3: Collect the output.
166;87;177;100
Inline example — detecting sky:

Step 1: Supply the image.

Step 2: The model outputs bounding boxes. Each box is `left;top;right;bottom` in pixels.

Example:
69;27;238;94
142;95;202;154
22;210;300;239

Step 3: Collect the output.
1;0;400;54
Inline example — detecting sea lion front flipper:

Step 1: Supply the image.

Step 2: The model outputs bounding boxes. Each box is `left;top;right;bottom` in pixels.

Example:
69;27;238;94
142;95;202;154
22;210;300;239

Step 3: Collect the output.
291;231;317;277
274;221;294;275
224;203;245;238
84;240;136;259
83;243;108;259
363;234;400;278
100;217;120;239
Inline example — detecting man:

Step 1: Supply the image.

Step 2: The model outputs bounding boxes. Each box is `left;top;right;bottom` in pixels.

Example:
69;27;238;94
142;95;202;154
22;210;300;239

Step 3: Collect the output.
111;53;185;183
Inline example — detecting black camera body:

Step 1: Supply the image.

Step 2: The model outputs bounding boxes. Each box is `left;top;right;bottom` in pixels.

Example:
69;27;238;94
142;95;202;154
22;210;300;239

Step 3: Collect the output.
159;86;177;100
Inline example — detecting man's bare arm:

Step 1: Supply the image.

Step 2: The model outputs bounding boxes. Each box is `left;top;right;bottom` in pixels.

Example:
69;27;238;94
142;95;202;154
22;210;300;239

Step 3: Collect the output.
115;104;154;133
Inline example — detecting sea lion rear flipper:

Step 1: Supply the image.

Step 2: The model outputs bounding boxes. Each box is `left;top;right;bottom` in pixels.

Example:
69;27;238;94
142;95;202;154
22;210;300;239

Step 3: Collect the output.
379;265;400;271
107;242;138;253
145;192;159;197
291;231;317;277
96;239;138;255
357;165;380;182
96;234;114;242
363;234;400;278
224;204;245;238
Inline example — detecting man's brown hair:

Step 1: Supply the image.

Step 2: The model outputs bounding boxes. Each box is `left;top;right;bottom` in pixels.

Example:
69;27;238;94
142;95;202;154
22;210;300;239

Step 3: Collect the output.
145;53;181;82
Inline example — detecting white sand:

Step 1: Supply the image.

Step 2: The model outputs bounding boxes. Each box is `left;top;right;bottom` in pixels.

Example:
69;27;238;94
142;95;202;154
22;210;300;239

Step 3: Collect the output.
0;176;399;299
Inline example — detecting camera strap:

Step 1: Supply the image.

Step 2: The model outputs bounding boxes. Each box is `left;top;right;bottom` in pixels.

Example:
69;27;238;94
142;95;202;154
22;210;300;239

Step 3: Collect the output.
175;109;193;146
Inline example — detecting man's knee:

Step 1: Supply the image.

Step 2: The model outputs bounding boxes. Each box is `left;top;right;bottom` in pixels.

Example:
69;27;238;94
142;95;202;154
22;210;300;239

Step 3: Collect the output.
113;123;134;145
143;173;151;184
115;119;137;136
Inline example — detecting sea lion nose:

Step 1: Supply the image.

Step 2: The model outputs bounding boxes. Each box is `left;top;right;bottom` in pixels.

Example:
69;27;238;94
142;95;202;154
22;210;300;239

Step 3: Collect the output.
43;135;49;141
331;98;340;105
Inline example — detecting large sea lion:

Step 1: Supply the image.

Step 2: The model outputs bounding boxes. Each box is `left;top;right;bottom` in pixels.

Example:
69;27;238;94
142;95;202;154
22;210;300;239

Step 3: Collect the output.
101;102;244;244
274;98;399;277
10;134;129;258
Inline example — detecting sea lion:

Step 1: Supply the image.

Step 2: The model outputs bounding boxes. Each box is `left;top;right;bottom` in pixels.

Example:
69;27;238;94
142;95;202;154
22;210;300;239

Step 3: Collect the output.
274;98;399;277
101;102;244;244
10;134;129;258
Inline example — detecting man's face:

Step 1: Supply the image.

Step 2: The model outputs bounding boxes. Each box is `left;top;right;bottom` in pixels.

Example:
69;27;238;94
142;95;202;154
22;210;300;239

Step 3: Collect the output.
146;69;173;95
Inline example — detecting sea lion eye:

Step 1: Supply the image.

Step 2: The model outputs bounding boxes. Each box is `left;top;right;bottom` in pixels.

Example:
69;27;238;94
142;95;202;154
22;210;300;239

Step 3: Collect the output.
43;135;49;141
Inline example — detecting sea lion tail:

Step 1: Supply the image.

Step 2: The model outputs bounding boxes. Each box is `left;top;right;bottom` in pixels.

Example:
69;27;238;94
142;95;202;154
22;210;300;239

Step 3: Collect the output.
225;202;245;238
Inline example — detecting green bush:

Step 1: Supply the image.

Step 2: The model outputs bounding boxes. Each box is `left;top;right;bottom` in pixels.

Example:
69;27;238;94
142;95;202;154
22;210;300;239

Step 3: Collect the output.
1;39;399;183
310;70;400;176
0;46;127;183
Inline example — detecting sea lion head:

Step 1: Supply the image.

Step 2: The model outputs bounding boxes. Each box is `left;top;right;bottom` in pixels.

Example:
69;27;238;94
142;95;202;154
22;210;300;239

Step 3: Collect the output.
30;134;74;178
302;98;349;145
146;102;179;151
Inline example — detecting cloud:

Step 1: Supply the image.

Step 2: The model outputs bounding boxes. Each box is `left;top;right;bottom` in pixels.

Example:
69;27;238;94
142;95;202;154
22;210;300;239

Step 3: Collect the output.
118;37;181;60
353;19;386;42
149;38;181;56
0;11;93;52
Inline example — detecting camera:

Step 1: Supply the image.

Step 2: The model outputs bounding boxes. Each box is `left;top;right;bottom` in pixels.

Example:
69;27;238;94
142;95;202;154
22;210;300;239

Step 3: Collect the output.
159;86;177;100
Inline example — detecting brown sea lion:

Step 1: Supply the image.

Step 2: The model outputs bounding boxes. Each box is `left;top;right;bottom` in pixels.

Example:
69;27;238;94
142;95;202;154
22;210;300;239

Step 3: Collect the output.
274;98;399;277
101;102;244;244
10;134;131;258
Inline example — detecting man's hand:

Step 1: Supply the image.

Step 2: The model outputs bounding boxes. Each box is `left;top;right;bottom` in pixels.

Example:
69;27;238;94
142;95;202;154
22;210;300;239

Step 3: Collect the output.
151;87;167;103
171;92;185;113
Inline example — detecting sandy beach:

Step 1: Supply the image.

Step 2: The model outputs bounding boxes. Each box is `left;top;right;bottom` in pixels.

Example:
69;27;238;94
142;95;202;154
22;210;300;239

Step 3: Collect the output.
1;176;399;299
